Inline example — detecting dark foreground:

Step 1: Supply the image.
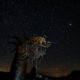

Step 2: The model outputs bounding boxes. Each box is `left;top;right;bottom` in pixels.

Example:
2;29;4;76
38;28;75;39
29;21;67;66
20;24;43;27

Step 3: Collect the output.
0;70;80;80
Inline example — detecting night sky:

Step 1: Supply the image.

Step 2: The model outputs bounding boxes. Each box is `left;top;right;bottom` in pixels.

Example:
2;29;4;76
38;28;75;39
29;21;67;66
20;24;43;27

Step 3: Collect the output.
0;0;80;77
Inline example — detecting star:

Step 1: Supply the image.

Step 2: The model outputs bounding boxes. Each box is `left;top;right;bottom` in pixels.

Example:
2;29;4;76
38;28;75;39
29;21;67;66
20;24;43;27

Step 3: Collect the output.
69;23;72;26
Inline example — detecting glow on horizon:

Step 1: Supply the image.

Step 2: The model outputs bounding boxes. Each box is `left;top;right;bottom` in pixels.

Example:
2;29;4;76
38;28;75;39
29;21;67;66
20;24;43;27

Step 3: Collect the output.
0;64;80;77
0;66;70;77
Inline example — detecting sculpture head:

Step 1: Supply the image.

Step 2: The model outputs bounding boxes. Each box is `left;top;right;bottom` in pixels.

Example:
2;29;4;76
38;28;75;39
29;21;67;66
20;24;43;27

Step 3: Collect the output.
24;36;51;60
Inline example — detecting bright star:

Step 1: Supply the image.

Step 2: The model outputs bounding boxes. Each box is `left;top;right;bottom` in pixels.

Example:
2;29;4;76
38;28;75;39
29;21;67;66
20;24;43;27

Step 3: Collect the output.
69;23;72;26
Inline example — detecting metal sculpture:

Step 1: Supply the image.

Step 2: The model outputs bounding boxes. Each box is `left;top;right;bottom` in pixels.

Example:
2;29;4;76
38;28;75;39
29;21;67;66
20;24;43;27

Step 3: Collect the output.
10;35;51;80
24;35;51;72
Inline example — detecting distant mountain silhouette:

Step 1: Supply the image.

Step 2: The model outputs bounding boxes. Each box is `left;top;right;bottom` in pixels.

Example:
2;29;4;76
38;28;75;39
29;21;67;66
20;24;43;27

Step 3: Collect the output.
0;72;10;80
66;70;80;80
0;70;80;80
68;70;80;77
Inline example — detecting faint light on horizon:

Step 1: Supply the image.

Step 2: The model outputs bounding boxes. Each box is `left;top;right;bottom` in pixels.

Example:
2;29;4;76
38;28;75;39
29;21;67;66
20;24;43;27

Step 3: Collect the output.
0;67;10;72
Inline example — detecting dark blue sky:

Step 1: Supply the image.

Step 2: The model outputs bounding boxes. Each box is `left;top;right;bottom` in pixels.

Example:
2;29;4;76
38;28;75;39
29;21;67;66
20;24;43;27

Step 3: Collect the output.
0;0;80;77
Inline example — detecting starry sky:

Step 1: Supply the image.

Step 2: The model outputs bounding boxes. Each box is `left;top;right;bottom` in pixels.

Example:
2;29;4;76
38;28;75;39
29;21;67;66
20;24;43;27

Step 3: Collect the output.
0;0;80;77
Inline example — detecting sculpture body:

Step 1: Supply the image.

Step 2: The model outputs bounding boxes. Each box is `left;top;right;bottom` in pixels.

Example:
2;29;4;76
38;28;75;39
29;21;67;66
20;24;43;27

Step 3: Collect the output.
10;35;51;80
